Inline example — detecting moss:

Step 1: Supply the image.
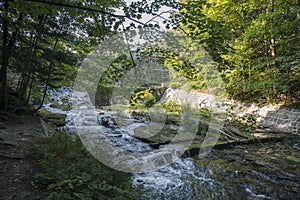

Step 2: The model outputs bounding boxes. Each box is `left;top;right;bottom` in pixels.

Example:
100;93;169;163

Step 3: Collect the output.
49;102;71;111
48;119;66;127
285;155;300;163
37;109;66;127
190;140;226;149
165;112;180;124
129;109;149;117
149;125;176;143
194;159;210;166
133;124;177;144
194;159;227;167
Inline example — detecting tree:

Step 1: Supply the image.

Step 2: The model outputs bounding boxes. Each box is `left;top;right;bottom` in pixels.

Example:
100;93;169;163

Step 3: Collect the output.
0;0;179;110
179;0;300;105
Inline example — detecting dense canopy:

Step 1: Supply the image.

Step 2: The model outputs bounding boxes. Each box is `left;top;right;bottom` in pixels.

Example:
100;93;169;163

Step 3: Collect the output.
0;0;299;111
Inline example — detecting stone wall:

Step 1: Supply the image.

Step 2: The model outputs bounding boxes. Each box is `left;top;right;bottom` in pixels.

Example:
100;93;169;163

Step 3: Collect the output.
162;89;300;134
258;107;300;134
161;88;221;109
227;103;300;134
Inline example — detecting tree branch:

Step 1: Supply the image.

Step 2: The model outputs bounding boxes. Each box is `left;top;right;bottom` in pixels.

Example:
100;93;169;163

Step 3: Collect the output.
144;9;190;39
145;9;176;25
26;0;145;26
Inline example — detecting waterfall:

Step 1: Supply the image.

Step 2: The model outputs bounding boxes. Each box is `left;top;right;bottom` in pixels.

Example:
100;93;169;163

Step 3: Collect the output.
43;87;285;200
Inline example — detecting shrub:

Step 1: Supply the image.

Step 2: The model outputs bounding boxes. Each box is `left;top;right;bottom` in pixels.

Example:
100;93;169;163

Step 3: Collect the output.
163;100;181;113
34;131;133;200
130;89;156;108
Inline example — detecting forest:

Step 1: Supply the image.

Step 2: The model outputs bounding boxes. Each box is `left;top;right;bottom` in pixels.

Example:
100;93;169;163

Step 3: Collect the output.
0;0;299;110
0;0;299;199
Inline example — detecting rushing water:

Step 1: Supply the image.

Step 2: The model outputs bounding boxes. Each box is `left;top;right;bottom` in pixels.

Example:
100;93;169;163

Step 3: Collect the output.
44;87;300;200
73;110;300;200
95;112;215;199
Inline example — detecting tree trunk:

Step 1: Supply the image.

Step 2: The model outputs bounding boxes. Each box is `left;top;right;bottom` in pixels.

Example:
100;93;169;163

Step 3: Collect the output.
0;0;9;110
34;35;60;112
19;72;33;100
269;0;276;57
25;78;35;105
34;80;48;113
1;2;22;110
19;15;47;101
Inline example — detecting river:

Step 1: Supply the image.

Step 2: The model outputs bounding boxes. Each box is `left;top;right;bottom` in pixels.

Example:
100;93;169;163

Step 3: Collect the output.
44;87;300;200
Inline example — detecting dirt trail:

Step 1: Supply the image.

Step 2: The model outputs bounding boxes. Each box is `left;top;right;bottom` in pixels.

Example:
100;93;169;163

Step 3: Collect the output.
0;111;47;200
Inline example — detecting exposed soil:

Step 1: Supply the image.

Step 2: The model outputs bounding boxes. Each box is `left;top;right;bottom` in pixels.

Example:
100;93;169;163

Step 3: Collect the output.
0;111;48;200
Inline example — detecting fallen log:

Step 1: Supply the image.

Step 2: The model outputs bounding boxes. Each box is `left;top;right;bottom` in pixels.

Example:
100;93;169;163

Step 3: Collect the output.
183;133;292;157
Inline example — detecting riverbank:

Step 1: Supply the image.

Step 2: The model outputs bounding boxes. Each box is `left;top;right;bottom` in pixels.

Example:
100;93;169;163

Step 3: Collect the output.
0;111;48;200
1;106;299;199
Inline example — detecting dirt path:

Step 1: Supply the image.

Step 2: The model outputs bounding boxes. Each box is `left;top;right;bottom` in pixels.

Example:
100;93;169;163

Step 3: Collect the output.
0;111;48;200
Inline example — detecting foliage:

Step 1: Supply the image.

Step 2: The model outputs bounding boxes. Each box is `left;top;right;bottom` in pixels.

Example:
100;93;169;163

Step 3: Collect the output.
130;89;156;108
195;107;212;136
1;0;298;110
164;53;207;90
163;100;182;113
138;44;210;91
198;107;212;121
179;0;300;106
0;0;180;110
34;130;133;200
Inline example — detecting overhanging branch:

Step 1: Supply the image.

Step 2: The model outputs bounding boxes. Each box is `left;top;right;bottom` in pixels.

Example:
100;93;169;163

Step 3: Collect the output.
26;0;145;26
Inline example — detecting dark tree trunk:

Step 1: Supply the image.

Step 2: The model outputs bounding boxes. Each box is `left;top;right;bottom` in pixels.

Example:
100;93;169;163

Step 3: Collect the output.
34;23;62;112
19;14;47;101
34;80;48;113
0;0;9;110
19;72;32;99
26;78;35;105
1;2;22;110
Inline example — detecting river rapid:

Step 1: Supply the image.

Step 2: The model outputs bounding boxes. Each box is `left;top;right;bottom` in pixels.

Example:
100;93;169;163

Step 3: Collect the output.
44;87;300;200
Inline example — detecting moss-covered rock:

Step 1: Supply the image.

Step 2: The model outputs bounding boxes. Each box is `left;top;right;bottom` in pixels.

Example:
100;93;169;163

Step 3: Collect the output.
134;124;177;144
129;109;149;118
49;102;71;111
37;109;66;127
165;112;180;124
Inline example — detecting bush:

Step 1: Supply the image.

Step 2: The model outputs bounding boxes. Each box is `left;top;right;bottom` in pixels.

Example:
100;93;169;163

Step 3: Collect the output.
130;89;156;108
163;101;181;113
34;131;133;200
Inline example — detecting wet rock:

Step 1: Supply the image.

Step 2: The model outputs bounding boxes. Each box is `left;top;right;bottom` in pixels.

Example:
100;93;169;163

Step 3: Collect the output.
98;115;110;126
133;115;148;123
0;140;16;147
165;113;180;125
97;114;117;128
37;109;66;127
149;143;160;149
0;116;8;122
244;155;253;162
293;143;300;150
0;122;6;129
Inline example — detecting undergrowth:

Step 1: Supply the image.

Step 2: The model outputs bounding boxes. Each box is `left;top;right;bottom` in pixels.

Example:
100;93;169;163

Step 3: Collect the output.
34;131;133;200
